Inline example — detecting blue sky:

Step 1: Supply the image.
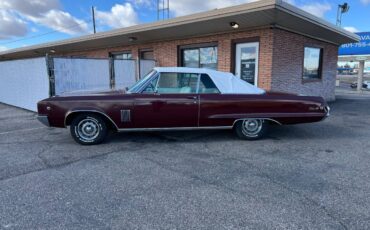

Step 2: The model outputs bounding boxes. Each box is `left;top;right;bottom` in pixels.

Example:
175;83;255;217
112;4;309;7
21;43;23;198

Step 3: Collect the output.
0;0;369;52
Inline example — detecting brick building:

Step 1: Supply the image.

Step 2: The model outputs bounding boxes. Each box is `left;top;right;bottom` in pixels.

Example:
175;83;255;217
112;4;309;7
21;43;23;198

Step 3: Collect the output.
0;0;359;101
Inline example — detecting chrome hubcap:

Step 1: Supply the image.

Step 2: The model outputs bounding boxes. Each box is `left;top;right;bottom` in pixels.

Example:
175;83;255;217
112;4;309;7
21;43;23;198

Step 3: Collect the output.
76;118;100;141
242;119;263;137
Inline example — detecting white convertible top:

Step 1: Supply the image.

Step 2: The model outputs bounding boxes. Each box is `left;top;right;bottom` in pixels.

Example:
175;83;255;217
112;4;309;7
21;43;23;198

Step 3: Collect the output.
153;67;265;94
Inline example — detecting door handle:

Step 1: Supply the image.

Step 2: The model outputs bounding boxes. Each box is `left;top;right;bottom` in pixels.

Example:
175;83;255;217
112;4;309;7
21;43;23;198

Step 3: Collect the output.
186;96;198;100
186;96;198;104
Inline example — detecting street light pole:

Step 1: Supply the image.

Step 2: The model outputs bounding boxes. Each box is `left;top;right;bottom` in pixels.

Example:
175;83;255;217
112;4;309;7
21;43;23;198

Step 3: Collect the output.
336;3;349;26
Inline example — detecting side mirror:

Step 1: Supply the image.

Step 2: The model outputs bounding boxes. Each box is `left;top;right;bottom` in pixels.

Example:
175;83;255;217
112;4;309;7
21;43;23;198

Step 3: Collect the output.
125;87;129;91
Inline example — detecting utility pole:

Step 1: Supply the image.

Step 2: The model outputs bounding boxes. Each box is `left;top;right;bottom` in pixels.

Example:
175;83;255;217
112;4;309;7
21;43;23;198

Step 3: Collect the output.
92;6;96;34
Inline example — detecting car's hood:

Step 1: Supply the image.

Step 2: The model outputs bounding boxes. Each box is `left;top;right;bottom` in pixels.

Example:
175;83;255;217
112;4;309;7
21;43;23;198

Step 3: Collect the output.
264;91;297;97
56;89;127;97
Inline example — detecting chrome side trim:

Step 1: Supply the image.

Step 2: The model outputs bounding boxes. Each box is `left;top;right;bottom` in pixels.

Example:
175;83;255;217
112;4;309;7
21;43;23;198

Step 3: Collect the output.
37;115;50;127
232;118;282;126
117;126;232;132
116;118;281;132
64;110;119;130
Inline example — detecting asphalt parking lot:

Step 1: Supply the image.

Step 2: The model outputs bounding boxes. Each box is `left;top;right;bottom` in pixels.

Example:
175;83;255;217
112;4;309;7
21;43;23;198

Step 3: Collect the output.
1;95;370;229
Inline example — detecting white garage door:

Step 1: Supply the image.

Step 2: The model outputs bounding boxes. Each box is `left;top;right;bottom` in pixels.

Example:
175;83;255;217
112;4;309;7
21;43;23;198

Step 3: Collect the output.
0;57;49;112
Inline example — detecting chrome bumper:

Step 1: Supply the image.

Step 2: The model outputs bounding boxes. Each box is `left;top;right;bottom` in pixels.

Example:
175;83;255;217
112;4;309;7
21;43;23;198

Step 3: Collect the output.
325;106;330;117
37;115;50;127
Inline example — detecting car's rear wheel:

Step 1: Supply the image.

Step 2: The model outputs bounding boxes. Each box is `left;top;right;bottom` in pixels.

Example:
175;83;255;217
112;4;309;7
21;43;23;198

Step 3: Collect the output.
235;119;268;140
70;113;108;145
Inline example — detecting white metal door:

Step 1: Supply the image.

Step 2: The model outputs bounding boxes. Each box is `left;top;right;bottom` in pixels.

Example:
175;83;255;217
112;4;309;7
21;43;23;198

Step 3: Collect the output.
140;59;156;79
54;58;110;95
235;42;259;86
114;59;136;89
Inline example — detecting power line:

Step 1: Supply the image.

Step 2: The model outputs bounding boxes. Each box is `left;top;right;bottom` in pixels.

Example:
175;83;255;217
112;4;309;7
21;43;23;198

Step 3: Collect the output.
0;18;93;46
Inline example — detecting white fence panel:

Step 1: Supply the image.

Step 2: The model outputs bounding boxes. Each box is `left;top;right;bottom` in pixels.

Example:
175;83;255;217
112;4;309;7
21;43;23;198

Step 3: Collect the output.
0;57;49;111
140;60;156;78
54;58;110;95
114;60;136;89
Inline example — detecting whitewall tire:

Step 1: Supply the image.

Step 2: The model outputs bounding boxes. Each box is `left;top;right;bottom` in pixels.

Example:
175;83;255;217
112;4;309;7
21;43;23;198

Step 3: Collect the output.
235;119;268;140
70;114;108;145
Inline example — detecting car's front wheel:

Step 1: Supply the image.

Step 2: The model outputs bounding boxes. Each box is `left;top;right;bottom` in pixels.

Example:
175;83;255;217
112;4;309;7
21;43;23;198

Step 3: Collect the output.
70;113;108;145
234;119;268;140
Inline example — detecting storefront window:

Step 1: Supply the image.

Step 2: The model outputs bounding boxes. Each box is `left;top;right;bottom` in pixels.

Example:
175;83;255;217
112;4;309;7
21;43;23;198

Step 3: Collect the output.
181;44;218;70
303;47;323;80
200;47;218;69
183;49;199;68
140;50;154;60
110;52;132;60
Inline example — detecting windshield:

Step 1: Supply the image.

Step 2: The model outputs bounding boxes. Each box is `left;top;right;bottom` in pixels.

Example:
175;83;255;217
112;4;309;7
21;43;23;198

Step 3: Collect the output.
127;70;157;93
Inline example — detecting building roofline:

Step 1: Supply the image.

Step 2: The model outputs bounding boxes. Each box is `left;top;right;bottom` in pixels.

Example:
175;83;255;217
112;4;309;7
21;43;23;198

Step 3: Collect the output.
275;0;359;42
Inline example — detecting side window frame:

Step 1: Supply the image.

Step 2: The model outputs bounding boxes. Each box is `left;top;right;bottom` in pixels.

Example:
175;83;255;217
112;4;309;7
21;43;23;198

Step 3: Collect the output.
196;73;201;94
148;72;201;94
138;72;221;94
138;72;160;94
197;74;221;94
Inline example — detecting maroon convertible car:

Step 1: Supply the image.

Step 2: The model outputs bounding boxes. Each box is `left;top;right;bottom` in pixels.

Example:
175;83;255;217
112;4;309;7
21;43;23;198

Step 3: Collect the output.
37;67;330;145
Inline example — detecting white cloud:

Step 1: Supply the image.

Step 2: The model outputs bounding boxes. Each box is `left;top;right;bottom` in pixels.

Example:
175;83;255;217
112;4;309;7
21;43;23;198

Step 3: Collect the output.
0;46;9;52
169;0;258;17
344;26;359;33
300;2;332;18
95;3;139;29
27;10;89;35
162;0;331;19
0;0;88;38
283;1;332;18
360;0;370;5
0;0;60;17
128;0;154;8
0;10;28;39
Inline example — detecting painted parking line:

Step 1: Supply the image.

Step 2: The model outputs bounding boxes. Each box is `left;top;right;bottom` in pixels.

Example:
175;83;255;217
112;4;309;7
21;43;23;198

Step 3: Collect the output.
0;127;47;135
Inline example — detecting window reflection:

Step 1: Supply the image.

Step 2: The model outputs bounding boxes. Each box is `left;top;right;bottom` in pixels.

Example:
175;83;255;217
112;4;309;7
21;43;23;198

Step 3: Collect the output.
303;47;323;80
200;47;218;69
182;45;218;70
184;49;199;68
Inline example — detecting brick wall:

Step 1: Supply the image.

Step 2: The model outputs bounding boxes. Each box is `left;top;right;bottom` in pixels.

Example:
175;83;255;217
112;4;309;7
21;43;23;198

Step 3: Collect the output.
271;29;338;101
61;28;274;90
60;28;338;101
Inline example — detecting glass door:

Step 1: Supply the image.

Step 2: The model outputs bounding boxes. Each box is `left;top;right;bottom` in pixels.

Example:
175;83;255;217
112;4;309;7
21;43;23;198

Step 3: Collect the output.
235;42;259;86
